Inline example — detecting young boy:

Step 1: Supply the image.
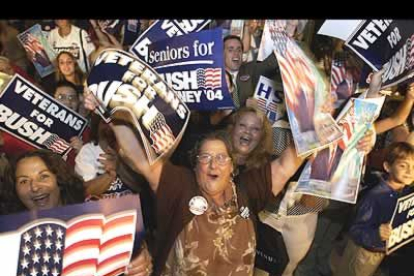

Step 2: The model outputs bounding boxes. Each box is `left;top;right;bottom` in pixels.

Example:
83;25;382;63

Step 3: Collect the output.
334;142;414;276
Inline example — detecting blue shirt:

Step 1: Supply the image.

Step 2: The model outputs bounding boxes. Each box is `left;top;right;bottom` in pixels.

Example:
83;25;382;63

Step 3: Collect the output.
349;179;412;252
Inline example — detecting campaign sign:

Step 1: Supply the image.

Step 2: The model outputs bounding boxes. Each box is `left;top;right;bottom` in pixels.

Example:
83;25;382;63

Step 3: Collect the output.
387;191;414;254
17;24;56;78
346;20;414;88
0;194;144;276
272;31;343;156
253;75;286;126
0;74;88;156
87;49;190;165
148;28;234;110
296;97;382;204
130;19;211;62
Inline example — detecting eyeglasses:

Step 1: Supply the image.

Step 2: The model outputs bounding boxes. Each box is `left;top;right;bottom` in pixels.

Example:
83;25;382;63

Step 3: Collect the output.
197;153;232;165
56;94;77;101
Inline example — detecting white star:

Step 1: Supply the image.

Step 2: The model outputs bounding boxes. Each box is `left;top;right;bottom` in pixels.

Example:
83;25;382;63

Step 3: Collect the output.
56;228;63;239
22;245;31;256
20;257;29;269
51;267;59;276
55;240;63;251
45;225;53;237
34;227;43;238
30;267;38;276
33;239;42;250
53;252;61;264
42;251;51;263
32;252;40;264
41;265;49;276
44;238;52;249
23;232;32;243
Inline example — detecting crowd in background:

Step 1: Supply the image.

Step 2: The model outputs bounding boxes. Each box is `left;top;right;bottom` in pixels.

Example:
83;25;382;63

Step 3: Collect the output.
1;19;414;276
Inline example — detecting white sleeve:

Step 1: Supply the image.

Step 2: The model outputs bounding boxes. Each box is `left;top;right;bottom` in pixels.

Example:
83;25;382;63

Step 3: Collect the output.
75;143;100;182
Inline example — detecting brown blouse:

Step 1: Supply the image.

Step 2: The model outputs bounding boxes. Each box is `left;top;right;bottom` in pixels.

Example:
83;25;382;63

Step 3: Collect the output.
153;162;273;276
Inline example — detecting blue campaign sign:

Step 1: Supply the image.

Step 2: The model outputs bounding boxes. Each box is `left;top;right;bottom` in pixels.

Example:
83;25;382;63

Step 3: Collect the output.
130;19;211;62
147;28;234;110
0;74;88;156
346;20;414;88
0;194;144;276
87;49;190;164
387;191;414;254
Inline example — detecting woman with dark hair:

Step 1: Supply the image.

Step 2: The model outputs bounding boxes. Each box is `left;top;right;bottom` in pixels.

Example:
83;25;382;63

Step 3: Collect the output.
98;117;305;275
2;149;153;276
55;50;86;94
10;149;85;211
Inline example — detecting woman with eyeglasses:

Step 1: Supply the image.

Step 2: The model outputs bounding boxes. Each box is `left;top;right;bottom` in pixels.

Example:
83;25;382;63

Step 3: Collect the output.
83;91;307;276
52;80;92;170
83;85;380;275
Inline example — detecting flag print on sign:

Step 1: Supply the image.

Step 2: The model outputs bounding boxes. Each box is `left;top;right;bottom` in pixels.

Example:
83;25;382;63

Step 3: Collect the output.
147;112;175;154
43;134;71;155
330;56;347;93
256;98;282;124
273;33;316;105
196;68;222;89
14;211;136;276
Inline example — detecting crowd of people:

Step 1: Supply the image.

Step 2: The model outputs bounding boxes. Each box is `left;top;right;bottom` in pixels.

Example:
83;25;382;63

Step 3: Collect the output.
1;19;414;276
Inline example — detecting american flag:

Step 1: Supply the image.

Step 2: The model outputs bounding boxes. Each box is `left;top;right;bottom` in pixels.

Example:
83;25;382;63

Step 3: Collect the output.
43;134;71;155
256;98;267;112
330;55;347;94
196;68;222;89
148;112;175;154
14;212;135;276
256;98;281;124
272;32;316;111
21;33;42;57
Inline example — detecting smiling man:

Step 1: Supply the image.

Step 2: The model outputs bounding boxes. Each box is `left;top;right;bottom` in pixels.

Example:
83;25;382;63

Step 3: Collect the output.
223;35;281;108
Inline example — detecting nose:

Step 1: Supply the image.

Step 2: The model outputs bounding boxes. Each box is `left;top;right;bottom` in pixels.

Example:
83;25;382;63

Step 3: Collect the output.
245;127;253;134
30;180;40;192
208;157;218;168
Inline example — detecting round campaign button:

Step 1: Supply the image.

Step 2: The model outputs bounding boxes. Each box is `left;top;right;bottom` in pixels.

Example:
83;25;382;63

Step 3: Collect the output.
240;75;251;82
189;196;208;215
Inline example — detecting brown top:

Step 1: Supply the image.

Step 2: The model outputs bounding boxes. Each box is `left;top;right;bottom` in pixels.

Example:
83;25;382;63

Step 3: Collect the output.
153;161;273;276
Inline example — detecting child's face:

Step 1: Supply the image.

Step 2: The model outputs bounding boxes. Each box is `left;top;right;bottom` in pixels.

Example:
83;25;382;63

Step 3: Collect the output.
386;156;414;187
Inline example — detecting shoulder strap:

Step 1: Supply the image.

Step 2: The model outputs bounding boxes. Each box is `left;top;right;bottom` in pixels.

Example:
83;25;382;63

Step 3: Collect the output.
79;29;89;72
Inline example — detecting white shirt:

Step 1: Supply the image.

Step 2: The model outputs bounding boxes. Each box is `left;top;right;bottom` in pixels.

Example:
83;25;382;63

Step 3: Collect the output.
48;25;96;73
75;143;105;182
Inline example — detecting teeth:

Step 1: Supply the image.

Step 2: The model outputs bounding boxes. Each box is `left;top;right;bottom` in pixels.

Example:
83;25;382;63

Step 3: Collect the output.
240;137;250;145
32;194;48;205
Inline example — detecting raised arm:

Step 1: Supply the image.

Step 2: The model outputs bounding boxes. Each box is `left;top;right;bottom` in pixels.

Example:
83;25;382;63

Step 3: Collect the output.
270;144;304;196
111;122;163;192
365;67;385;99
84;92;163;192
375;83;414;134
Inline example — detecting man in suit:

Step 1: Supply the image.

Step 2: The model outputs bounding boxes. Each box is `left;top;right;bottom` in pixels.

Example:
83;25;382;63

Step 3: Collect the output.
223;35;282;108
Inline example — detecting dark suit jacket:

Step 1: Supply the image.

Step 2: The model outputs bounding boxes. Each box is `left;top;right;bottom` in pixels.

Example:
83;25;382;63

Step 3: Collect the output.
236;52;282;107
310;145;343;181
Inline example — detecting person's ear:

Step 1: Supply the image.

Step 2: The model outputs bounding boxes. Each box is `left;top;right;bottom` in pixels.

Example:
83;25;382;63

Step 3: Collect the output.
383;162;391;173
